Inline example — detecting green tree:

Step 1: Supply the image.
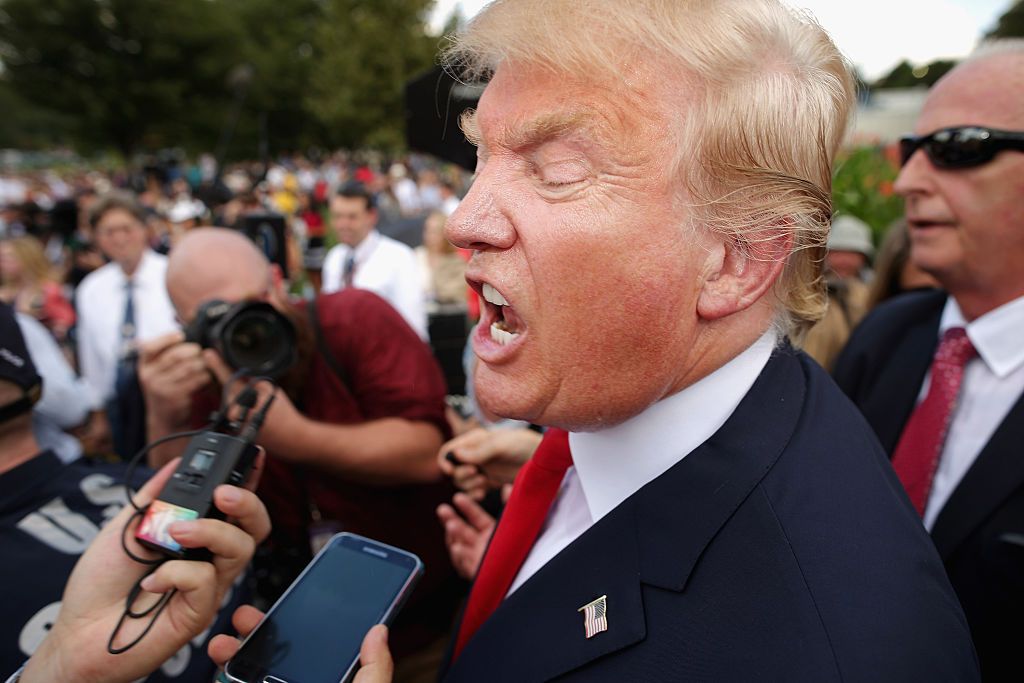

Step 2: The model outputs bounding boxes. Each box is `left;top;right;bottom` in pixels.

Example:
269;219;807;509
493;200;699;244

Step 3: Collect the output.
873;59;955;90
307;0;439;150
0;0;246;156
220;0;326;158
986;0;1024;38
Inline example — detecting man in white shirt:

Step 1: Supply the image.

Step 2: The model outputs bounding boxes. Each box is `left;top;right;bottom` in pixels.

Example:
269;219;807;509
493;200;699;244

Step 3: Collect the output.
835;41;1024;680
321;183;427;339
75;192;178;457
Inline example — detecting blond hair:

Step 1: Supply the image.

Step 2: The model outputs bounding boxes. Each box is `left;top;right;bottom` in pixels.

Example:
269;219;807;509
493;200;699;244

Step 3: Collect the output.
0;236;58;286
445;0;855;340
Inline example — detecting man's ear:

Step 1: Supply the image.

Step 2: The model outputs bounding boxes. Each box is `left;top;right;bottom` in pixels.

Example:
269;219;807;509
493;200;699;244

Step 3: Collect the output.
697;231;791;321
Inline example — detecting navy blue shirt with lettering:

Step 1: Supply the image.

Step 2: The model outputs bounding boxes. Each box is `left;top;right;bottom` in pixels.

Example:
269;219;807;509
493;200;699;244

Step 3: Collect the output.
0;451;246;681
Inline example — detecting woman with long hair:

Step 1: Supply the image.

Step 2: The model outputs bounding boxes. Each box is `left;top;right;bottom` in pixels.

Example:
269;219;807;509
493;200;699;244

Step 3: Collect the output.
0;235;75;343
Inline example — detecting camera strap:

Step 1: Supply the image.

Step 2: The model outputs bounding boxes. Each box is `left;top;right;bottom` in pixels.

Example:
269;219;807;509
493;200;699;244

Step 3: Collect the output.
307;297;353;394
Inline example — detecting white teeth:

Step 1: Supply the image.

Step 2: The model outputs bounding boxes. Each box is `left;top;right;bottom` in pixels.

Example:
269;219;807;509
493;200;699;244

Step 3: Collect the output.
490;322;518;345
482;282;509;306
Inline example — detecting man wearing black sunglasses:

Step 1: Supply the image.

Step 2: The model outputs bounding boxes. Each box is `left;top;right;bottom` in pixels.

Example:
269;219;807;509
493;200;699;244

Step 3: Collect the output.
835;40;1024;681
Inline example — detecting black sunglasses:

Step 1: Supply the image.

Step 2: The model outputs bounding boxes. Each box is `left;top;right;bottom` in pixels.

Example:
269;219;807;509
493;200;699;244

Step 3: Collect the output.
899;126;1024;169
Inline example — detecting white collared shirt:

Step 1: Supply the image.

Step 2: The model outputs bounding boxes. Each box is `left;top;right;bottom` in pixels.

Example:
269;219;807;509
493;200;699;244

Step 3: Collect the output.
922;294;1024;530
321;230;428;340
508;330;778;595
75;250;178;409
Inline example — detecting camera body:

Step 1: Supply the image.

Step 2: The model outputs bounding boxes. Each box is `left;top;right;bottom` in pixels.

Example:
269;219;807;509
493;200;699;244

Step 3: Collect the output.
136;431;259;559
184;299;296;379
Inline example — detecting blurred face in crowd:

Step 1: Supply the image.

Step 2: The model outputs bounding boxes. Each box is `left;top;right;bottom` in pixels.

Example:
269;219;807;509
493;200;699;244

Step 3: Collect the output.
894;53;1024;315
330;195;377;248
446;63;723;431
0;243;23;284
94;207;149;274
826;250;867;280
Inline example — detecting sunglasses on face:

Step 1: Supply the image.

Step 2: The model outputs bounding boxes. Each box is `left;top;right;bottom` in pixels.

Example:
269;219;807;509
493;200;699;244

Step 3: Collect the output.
899;126;1024;169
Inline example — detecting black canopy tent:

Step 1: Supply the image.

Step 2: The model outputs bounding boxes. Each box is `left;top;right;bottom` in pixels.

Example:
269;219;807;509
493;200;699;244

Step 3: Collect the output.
404;66;484;172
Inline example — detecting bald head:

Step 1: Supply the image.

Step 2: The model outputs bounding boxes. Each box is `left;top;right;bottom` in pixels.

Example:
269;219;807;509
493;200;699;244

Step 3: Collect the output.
167;228;272;323
923;49;1024;132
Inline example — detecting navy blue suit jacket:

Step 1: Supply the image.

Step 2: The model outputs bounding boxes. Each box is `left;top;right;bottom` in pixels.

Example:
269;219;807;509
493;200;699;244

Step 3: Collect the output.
834;290;1024;681
444;345;978;681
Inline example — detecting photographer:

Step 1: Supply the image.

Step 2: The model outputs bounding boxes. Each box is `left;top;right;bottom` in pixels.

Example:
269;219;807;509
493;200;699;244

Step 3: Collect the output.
138;228;459;679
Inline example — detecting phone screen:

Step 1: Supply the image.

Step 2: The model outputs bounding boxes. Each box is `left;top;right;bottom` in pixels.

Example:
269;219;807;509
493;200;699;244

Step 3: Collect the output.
227;534;421;683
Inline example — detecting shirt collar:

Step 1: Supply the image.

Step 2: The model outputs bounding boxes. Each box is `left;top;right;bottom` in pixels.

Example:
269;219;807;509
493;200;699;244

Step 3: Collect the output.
351;230;381;262
940;294;1024;378
569;329;777;522
117;249;159;288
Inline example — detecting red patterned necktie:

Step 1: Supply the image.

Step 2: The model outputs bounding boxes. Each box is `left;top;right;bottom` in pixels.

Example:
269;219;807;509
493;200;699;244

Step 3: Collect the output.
891;327;976;515
453;428;573;660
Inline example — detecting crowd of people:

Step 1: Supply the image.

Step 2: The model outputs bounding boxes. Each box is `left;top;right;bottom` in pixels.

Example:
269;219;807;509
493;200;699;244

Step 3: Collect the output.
1;1;1022;681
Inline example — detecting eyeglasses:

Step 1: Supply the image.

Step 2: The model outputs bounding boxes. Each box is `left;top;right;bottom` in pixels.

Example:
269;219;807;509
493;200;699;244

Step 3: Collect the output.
899;126;1024;169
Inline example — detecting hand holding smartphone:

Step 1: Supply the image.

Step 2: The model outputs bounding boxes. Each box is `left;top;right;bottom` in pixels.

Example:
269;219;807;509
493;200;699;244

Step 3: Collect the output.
224;533;422;683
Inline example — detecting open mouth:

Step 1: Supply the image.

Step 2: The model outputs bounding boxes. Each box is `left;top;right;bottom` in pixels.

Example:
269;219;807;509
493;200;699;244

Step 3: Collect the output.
481;282;524;346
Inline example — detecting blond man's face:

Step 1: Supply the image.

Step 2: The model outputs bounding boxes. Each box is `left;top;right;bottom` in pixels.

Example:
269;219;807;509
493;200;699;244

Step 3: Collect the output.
446;63;715;430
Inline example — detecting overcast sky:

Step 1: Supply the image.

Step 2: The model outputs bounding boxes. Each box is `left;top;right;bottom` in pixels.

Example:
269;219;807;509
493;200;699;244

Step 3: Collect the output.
429;0;1013;80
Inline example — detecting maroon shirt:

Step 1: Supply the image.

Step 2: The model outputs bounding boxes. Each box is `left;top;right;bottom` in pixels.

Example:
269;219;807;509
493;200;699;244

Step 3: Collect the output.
259;290;459;658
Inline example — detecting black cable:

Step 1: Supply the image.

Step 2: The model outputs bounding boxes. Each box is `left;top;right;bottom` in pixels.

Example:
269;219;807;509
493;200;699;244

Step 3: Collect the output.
107;564;176;655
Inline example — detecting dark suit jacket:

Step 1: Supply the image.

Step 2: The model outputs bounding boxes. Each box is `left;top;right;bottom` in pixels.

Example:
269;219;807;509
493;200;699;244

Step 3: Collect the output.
834;289;1024;681
443;345;978;682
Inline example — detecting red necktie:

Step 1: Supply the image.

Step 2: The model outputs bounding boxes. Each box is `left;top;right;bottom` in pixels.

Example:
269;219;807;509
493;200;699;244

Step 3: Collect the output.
891;327;976;515
453;428;572;659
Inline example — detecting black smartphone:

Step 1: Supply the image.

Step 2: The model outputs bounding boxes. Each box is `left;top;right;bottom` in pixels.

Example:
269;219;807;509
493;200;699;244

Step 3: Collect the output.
224;532;423;683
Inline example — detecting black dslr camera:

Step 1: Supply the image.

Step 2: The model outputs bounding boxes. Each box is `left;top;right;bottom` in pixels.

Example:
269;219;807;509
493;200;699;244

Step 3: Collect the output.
184;300;297;379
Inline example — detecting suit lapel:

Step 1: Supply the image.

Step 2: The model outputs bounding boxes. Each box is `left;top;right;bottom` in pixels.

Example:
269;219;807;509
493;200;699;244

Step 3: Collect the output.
865;316;939;452
446;347;808;681
931;390;1024;561
444;502;647;682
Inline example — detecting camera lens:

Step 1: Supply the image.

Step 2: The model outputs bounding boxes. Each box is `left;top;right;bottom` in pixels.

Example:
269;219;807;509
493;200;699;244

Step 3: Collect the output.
220;305;295;377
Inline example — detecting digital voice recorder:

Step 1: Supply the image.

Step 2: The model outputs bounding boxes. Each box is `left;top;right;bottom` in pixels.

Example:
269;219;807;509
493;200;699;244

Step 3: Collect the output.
135;431;259;559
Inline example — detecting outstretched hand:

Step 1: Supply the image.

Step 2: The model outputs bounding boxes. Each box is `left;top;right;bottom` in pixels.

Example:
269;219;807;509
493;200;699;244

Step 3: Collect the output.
437;492;499;581
437;428;542;500
20;455;270;683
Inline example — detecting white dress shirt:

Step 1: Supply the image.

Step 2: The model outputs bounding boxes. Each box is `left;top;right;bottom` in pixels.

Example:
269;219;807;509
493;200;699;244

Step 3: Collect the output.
321;230;428;340
75;250;178;410
922;294;1024;530
17;313;91;463
508;330;778;595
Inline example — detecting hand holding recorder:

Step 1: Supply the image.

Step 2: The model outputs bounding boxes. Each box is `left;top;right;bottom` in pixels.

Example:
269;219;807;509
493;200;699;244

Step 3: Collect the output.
19;457;270;683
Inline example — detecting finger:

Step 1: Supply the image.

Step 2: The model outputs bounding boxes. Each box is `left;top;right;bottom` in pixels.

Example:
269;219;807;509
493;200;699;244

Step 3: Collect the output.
232;604;266;636
213;484;271;544
437;448;456;476
501;483;513;503
207;633;241;668
121;458;182;517
166;519;254;593
139;559;217;620
203;348;234;384
452;492;496;532
453;473;487;497
139;331;186;364
354;625;393;683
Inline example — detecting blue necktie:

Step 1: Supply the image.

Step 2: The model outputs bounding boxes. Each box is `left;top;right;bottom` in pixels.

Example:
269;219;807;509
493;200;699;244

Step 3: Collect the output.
343;252;356;288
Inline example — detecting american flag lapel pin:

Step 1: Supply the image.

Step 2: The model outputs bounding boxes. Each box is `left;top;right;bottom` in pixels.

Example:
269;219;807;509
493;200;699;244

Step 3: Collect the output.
577;594;608;639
